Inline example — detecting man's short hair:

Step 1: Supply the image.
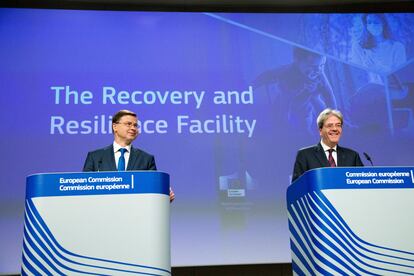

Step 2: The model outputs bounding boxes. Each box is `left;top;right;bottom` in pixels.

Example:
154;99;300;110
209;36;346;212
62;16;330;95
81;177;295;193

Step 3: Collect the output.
317;108;343;129
112;110;137;124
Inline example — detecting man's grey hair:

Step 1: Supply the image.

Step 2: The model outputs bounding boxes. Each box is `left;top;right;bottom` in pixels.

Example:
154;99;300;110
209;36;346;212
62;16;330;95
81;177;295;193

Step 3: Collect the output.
317;108;343;129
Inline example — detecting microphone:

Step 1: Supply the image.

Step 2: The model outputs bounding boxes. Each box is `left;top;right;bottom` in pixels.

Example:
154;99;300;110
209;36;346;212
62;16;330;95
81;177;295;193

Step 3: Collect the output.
97;159;103;172
363;152;373;166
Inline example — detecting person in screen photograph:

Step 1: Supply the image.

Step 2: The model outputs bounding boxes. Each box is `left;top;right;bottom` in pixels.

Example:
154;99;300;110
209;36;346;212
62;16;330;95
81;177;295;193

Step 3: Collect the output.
351;14;406;84
254;47;337;135
349;14;410;133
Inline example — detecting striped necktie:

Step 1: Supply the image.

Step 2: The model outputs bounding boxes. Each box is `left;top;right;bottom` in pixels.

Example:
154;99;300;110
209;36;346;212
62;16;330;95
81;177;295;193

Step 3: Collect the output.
328;148;336;167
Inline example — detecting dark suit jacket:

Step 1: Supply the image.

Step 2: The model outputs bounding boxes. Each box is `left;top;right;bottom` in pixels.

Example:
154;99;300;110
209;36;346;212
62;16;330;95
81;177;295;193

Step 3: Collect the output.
292;143;363;183
83;144;157;172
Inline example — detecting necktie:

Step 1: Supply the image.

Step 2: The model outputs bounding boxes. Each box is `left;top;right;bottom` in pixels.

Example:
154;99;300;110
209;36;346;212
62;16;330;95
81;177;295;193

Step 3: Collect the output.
328;148;336;167
118;148;127;171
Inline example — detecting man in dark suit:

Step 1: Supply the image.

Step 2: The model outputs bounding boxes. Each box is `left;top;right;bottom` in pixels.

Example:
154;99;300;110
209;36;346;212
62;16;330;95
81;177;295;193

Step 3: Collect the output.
83;109;174;201
292;108;363;182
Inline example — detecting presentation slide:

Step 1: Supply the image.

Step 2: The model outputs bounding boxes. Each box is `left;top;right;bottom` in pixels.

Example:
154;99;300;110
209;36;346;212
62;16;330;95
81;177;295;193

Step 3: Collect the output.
0;8;413;273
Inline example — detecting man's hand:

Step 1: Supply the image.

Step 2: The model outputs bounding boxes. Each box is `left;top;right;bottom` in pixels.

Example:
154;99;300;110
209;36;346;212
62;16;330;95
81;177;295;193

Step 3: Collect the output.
169;187;175;202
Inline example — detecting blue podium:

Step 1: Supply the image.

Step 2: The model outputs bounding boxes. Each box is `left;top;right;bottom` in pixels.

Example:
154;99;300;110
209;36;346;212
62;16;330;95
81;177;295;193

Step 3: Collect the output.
21;171;171;275
287;167;414;275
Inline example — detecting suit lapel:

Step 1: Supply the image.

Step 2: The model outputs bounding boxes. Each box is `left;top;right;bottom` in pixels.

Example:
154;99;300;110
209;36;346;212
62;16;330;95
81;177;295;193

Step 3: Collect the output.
314;143;329;167
105;145;117;171
336;145;345;167
127;146;139;171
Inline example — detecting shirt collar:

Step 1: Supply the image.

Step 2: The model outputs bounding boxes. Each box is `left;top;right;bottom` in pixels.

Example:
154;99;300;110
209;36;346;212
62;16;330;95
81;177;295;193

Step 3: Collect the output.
113;141;132;153
320;140;337;152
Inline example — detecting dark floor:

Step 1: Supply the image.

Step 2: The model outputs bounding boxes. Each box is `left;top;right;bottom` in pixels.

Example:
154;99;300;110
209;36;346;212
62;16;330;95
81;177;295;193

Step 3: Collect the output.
172;263;292;276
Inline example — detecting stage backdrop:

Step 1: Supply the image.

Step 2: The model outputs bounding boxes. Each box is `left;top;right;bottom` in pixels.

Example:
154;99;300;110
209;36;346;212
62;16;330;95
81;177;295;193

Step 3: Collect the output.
1;8;413;273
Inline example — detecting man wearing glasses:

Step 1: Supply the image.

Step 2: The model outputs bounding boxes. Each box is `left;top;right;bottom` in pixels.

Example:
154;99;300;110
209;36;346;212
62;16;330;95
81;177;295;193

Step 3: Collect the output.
83;109;175;200
291;108;363;183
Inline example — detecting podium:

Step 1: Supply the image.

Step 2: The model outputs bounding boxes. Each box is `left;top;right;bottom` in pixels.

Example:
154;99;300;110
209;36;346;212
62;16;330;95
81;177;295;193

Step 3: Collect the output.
21;171;171;275
287;167;414;275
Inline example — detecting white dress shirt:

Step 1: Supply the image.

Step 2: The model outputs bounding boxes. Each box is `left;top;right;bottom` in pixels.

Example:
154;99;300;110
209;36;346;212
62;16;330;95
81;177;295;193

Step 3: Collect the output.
320;140;337;165
113;142;132;170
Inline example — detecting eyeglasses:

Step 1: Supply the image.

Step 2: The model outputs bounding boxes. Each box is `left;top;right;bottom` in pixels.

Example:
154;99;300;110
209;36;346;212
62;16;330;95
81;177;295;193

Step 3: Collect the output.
324;123;342;130
116;121;138;128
